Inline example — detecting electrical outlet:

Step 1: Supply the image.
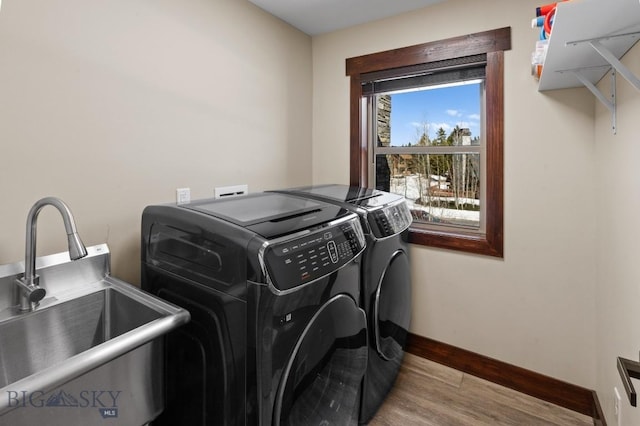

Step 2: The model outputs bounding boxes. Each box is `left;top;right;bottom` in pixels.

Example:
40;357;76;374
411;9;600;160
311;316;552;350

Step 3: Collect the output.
214;184;248;199
176;188;191;205
614;387;622;426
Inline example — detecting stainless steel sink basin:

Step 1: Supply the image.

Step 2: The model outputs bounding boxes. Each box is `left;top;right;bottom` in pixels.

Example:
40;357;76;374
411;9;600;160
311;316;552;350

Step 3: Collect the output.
1;286;166;389
0;244;190;425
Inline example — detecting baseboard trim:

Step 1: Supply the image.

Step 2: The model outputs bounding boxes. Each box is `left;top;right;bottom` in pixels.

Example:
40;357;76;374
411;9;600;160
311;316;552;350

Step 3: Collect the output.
406;334;605;425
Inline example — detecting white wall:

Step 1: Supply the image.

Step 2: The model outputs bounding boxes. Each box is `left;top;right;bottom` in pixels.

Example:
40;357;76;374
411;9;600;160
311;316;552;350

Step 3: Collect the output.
312;0;598;389
0;0;312;283
594;42;640;424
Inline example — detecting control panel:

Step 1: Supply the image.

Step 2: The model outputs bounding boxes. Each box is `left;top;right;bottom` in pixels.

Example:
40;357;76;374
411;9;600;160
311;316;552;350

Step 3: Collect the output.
368;201;413;239
263;217;365;291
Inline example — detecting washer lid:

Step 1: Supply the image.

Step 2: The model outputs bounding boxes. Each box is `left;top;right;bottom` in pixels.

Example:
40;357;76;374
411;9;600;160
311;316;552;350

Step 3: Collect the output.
276;185;412;238
183;193;349;239
281;184;405;210
286;184;377;202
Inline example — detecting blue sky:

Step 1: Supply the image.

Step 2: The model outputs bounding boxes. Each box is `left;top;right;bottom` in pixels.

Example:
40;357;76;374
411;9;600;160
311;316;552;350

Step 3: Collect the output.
388;81;482;146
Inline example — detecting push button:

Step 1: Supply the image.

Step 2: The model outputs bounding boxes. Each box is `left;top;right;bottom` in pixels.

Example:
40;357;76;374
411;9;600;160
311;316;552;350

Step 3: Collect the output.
327;240;338;263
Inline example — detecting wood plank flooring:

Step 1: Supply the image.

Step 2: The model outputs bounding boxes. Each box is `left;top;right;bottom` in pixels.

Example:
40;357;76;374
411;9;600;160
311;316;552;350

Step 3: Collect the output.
369;353;594;426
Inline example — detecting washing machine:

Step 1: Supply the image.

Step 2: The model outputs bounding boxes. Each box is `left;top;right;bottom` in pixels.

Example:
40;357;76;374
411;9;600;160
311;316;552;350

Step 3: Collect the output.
141;192;368;425
273;184;412;424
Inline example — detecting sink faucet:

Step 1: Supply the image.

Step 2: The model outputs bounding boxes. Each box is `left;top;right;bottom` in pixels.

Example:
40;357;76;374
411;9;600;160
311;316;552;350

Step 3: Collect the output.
16;197;88;312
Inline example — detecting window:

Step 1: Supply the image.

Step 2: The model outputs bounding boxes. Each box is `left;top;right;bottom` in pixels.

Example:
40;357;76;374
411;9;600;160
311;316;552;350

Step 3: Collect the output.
346;28;511;257
368;63;485;231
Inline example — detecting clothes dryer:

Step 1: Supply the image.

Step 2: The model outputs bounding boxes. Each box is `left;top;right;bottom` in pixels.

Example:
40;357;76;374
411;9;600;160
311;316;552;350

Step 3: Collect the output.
141;192;368;425
273;185;412;424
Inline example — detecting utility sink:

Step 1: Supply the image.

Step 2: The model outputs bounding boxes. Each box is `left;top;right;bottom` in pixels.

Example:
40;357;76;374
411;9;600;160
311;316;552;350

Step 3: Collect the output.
0;244;190;425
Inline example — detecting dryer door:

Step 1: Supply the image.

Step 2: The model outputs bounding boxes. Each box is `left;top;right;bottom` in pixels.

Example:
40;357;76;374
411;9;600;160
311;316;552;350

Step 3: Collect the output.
273;294;367;426
374;250;411;361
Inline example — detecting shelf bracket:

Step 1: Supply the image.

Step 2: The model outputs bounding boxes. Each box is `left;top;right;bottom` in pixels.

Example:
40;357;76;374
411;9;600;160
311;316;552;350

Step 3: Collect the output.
589;39;640;92
569;69;616;134
566;31;640;92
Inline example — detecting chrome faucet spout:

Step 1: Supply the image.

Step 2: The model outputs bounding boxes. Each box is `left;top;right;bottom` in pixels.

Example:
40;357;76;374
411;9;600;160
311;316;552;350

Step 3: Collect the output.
18;197;88;312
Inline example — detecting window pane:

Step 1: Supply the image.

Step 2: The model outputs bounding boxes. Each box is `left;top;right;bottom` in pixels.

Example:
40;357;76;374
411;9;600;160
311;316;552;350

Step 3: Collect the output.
381;81;482;148
374;79;483;230
377;153;481;229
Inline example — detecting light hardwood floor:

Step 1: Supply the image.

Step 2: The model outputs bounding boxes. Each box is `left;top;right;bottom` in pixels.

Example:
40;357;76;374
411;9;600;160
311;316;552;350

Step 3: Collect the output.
369;353;594;426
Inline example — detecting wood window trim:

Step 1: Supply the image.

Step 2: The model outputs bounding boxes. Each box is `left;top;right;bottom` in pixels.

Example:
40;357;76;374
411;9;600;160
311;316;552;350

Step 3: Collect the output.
346;27;511;258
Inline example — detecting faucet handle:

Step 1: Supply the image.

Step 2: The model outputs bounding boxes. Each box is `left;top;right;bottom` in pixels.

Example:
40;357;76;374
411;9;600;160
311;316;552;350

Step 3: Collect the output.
16;275;47;308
